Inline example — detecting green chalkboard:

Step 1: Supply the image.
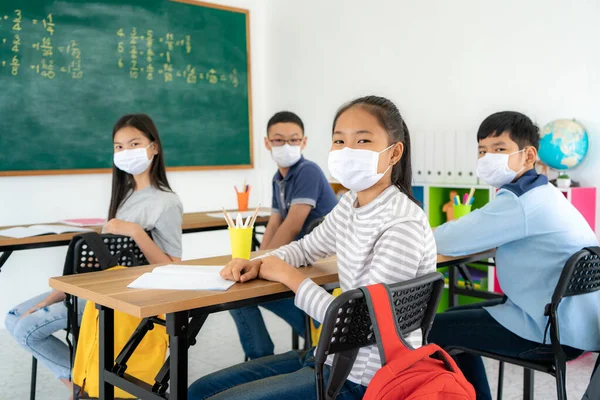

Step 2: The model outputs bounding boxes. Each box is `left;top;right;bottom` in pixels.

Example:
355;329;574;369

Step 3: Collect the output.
0;0;252;175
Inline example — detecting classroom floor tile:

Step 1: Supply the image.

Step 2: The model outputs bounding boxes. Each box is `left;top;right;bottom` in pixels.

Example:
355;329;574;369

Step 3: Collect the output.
0;309;596;399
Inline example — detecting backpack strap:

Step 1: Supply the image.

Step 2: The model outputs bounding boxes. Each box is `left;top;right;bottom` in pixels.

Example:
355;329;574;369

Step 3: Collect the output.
360;284;461;373
65;294;80;381
80;232;118;270
360;284;413;365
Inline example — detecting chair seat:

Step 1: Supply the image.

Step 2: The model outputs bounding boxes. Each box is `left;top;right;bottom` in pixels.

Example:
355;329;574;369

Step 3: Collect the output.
446;346;557;376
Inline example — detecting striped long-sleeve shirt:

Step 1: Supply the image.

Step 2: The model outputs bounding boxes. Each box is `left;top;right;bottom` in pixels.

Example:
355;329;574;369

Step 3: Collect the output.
269;185;437;386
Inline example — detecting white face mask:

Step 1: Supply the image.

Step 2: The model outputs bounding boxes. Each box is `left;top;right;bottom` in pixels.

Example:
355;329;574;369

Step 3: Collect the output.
328;144;394;192
113;143;154;176
271;144;302;168
476;150;525;188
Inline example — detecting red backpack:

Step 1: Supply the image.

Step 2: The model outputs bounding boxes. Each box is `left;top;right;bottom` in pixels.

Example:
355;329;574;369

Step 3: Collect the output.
361;283;475;400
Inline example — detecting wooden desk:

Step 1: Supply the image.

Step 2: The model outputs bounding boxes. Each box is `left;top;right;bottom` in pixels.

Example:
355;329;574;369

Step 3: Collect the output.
0;210;270;271
49;250;496;400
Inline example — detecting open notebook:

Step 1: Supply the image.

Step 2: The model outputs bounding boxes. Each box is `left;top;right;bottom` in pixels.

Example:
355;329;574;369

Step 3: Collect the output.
0;224;93;239
59;218;106;227
127;265;235;291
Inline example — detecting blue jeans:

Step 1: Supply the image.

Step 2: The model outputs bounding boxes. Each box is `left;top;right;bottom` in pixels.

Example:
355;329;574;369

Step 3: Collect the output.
4;291;85;380
428;299;584;400
188;349;367;400
229;298;307;359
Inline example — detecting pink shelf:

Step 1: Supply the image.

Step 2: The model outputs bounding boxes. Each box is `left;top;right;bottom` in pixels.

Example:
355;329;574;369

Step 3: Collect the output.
559;187;596;231
493;186;596;295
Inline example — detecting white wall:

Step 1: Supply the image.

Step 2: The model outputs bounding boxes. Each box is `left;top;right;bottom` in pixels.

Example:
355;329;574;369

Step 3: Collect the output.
0;0;273;321
266;0;600;228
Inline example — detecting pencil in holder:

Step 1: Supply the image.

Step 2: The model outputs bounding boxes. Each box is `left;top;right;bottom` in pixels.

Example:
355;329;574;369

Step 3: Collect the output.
229;227;253;260
236;191;250;212
453;204;472;219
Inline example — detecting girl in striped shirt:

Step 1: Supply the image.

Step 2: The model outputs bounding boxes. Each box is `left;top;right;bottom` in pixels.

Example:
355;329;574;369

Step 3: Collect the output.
189;96;437;400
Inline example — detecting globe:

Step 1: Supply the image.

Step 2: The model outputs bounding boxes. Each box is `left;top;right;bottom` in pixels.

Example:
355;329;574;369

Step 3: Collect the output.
538;119;589;170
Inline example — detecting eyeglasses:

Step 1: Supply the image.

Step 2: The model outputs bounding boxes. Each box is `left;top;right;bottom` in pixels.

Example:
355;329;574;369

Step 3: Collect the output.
269;138;303;147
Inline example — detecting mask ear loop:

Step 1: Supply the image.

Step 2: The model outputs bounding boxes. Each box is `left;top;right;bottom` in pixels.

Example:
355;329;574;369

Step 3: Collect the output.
512;148;527;175
378;143;397;175
378;143;395;154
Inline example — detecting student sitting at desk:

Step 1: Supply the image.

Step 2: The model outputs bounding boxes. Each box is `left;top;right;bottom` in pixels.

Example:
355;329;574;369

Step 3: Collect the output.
189;96;437;400
229;111;338;360
429;111;600;400
5;114;183;395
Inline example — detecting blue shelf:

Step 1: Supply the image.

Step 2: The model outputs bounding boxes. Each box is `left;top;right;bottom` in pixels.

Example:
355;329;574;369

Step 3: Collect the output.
412;185;425;209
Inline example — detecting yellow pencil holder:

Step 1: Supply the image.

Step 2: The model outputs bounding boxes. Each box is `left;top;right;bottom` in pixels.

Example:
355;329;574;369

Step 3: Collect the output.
229;227;253;260
453;204;472;219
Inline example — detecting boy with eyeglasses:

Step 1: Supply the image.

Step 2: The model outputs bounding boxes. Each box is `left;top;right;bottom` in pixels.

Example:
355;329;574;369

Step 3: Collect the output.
229;111;337;360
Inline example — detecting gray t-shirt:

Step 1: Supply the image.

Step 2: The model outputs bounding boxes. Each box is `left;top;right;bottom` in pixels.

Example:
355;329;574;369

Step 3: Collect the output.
115;185;183;258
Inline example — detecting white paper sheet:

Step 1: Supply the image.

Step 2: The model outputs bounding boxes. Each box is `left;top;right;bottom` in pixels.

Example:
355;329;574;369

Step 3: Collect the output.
0;224;92;238
127;265;235;291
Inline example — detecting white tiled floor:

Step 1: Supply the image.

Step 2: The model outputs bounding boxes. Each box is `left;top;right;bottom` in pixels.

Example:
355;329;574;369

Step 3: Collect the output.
0;309;596;400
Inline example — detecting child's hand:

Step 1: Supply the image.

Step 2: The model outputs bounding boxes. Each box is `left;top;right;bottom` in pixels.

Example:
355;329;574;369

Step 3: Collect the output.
221;258;262;282
258;256;295;283
104;219;141;238
20;302;46;318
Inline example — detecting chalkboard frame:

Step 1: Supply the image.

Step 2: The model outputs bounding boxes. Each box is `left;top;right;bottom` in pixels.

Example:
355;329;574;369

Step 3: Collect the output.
1;0;253;177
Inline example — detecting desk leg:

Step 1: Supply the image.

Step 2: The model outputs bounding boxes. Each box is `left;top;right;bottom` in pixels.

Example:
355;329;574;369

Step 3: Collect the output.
0;251;13;272
448;264;459;308
98;305;115;400
153;314;208;396
167;311;189;400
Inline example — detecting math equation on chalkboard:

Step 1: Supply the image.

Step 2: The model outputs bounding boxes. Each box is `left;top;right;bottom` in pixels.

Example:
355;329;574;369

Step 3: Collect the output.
116;27;239;87
0;10;81;79
0;9;239;88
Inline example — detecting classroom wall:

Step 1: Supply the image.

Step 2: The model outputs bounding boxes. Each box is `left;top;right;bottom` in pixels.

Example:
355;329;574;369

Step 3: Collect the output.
266;0;600;232
0;0;274;322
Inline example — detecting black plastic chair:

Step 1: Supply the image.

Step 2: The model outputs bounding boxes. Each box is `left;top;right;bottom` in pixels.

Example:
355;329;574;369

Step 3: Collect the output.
306;216;326;236
314;272;445;400
446;246;600;400
30;233;149;400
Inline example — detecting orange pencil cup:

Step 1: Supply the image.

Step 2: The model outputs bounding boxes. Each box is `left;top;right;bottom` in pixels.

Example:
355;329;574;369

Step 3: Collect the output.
229;227;253;260
236;191;250;212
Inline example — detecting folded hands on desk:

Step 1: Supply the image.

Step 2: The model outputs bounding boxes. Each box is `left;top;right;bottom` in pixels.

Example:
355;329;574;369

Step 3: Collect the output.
220;256;307;292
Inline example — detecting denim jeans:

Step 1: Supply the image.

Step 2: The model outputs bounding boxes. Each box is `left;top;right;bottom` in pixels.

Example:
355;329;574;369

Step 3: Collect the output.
428;299;585;400
188;349;367;400
4;291;86;380
229;298;307;359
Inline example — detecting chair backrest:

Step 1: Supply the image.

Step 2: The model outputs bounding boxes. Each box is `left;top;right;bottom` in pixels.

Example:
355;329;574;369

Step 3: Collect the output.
67;233;150;276
306;217;326;236
63;232;151;380
542;246;600;387
551;246;600;305
315;272;445;365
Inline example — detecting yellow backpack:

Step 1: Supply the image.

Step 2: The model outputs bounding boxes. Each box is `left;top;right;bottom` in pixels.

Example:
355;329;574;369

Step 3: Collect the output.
72;267;168;399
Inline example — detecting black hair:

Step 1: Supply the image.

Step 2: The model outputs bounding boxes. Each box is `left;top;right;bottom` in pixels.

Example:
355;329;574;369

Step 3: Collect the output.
332;95;418;205
108;114;173;220
266;111;304;135
477;111;540;150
